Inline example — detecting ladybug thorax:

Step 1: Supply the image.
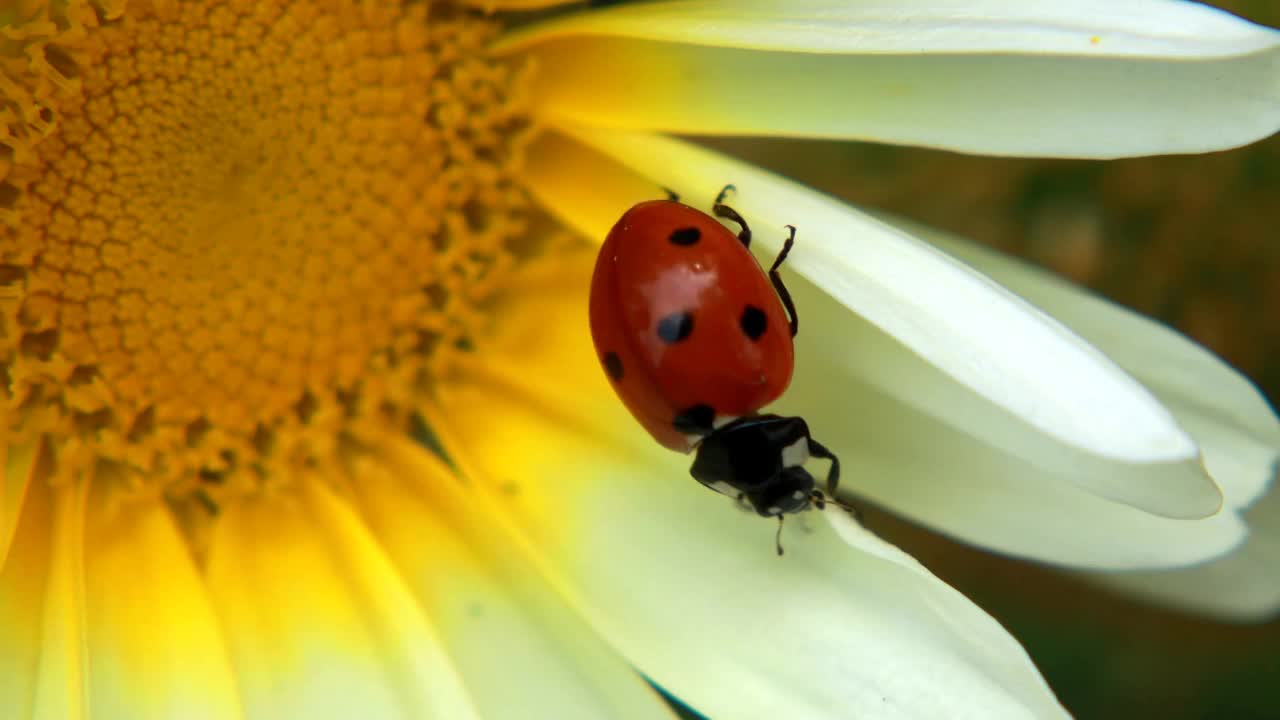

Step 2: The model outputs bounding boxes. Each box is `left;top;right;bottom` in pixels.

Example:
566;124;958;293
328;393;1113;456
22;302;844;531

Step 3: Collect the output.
689;415;818;517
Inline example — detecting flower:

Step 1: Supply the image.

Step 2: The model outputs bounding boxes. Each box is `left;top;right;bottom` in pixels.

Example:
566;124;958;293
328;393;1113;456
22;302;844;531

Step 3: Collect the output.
1;1;1277;718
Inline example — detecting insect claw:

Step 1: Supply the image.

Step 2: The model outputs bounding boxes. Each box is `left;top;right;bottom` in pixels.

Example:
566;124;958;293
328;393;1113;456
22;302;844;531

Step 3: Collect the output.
775;515;786;556
715;184;737;205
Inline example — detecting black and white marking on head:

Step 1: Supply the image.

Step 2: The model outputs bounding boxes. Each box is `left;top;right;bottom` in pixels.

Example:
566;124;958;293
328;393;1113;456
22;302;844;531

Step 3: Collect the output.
668;226;701;246
702;479;738;498
656;311;694;343
602;351;623;381
781;436;810;468
673;403;716;434
740;305;767;341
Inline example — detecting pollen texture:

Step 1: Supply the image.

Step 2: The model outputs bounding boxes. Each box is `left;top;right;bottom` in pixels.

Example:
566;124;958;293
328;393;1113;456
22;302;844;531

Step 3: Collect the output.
0;1;533;509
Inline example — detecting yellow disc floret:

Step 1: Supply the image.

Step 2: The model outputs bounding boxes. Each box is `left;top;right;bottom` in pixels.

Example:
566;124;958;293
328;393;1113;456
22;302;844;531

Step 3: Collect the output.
0;1;533;512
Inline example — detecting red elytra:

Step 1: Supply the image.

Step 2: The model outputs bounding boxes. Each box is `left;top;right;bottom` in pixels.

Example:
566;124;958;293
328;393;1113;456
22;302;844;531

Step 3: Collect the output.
589;194;795;452
589;189;847;553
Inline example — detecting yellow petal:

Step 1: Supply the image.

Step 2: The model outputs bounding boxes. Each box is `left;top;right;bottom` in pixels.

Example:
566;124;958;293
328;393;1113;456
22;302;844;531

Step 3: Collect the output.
0;476;89;720
347;439;678;720
461;0;580;8
1;439;41;571
82;473;241;720
37;480;89;720
0;469;55;720
205;478;480;720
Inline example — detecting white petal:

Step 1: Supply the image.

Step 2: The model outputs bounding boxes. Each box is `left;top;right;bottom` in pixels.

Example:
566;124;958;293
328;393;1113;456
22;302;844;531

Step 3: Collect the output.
500;0;1280;157
911;234;1280;614
1089;483;1280;621
903;213;1280;510
775;277;1247;568
1162;400;1277;510
431;268;1068;719
502;0;1277;56
568;466;1066;720
348;441;680;720
524;126;1221;523
205;480;482;720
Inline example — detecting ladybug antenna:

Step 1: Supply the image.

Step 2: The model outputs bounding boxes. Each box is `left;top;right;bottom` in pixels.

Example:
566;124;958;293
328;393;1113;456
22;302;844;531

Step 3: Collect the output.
661;186;680;202
775;515;786;557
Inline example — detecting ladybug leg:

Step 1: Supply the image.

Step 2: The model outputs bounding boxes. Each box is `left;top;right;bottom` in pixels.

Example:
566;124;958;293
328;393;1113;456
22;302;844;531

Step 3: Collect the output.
712;185;752;249
808;438;865;524
661;186;680;202
806;435;840;497
770;225;799;336
775;515;786;556
713;203;752;249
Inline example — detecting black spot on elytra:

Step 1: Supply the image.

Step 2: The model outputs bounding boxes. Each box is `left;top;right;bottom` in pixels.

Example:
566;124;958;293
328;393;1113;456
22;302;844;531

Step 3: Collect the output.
602;351;623;381
673;404;716;434
668;226;700;246
656;311;694;343
740;305;767;341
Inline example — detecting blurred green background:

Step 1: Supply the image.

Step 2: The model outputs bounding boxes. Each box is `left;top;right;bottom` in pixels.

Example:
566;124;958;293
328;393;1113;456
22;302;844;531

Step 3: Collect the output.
708;2;1279;717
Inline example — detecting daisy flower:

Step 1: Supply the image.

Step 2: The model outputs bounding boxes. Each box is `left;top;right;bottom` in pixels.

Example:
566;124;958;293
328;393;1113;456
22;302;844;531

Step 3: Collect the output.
1;1;1276;719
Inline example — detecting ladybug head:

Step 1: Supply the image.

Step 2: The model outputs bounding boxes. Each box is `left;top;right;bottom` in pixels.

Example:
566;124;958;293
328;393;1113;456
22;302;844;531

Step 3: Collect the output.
689;415;839;518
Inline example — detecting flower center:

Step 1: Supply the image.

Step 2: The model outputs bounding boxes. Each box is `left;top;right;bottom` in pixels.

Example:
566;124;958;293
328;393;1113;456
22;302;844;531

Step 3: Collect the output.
1;2;533;509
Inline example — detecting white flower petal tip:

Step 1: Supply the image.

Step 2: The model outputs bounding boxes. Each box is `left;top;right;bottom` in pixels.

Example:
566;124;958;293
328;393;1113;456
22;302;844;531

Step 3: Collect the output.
824;506;919;571
837;212;1280;569
1090;475;1280;622
502;1;1280;157
894;212;1280;511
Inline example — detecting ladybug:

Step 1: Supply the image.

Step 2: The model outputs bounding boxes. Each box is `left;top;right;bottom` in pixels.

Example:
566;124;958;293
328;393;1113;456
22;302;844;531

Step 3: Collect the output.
589;186;841;550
